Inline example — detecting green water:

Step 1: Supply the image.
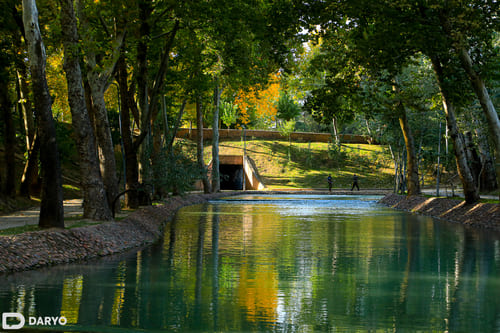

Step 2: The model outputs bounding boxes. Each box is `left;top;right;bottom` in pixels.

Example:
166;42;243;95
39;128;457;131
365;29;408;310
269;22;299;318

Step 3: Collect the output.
1;194;500;332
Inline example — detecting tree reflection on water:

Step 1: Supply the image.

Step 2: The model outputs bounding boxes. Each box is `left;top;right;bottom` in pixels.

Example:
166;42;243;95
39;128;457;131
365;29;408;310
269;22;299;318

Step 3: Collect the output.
1;195;499;332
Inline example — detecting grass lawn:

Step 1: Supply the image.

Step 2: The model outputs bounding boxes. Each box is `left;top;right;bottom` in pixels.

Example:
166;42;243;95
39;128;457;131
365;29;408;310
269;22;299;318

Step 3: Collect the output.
203;138;395;190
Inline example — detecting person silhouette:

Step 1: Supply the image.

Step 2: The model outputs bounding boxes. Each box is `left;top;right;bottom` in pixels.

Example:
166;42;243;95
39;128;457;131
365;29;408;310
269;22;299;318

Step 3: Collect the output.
327;174;333;192
351;174;359;191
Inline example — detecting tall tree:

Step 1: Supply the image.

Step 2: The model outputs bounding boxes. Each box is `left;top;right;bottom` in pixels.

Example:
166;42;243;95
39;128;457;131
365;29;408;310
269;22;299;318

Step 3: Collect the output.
0;4;16;197
22;0;64;228
394;86;421;195
78;0;125;212
59;0;112;220
196;94;211;193
116;52;141;208
436;2;500;199
211;82;222;192
0;59;15;197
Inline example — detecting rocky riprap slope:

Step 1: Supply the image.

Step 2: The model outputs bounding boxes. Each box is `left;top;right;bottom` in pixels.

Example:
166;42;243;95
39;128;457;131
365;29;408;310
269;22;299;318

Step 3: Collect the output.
0;193;233;274
379;193;500;231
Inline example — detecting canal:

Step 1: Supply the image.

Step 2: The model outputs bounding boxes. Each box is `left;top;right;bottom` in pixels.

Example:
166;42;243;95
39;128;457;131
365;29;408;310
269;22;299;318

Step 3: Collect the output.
1;194;500;332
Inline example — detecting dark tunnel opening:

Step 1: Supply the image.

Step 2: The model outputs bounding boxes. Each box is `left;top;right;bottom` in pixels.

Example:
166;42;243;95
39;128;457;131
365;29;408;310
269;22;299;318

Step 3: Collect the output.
220;164;244;190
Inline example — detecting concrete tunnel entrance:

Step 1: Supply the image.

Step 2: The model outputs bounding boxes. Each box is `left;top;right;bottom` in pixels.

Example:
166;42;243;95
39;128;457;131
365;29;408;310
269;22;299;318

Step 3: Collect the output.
220;164;244;190
197;155;265;191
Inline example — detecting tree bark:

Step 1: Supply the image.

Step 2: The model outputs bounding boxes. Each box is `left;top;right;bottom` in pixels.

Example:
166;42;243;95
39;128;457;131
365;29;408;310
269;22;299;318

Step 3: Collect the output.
19;133;40;197
196;95;211;193
135;17;180;186
463;131;482;188
456;47;500;199
439;12;500;200
13;4;39;196
136;0;151;185
77;0;124;212
397;103;421;196
0;76;16;196
332;117;340;145
472;114;497;191
116;53;140;209
16;68;35;151
393;82;420;196
59;0;112;220
87;77;120;213
16;68;40;197
431;56;479;204
151;118;166;199
211;83;222;192
22;0;64;228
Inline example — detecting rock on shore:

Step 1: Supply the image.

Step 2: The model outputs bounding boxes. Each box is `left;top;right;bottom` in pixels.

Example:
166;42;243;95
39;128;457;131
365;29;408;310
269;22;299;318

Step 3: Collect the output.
0;193;232;274
379;193;500;231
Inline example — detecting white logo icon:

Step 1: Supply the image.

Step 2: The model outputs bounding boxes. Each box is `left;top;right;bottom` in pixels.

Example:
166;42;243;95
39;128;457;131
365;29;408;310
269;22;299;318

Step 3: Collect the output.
2;313;25;330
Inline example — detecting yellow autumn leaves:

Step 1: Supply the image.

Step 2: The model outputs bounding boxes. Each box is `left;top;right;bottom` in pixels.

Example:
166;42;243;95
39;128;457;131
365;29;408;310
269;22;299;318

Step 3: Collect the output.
234;72;281;128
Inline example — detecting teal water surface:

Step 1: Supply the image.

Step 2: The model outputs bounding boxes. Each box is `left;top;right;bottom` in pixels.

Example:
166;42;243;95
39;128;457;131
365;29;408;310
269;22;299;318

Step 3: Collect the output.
1;194;500;332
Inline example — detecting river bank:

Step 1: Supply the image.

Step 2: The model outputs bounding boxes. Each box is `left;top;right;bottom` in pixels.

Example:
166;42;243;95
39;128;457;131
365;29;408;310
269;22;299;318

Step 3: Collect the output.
379;193;500;231
0;192;235;274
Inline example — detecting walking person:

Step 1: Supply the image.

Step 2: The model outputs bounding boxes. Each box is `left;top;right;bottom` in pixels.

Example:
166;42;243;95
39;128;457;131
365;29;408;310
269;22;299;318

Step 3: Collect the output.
351;174;360;191
327;174;333;193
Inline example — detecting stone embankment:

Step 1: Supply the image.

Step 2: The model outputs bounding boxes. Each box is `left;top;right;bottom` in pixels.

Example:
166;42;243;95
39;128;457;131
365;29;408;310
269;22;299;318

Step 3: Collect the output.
0;193;232;274
379;193;500;231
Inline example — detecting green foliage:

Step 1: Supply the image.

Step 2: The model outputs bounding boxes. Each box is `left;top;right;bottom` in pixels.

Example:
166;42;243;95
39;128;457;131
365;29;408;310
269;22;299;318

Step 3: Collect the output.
278;119;296;139
150;141;204;196
277;92;301;121
220;100;239;129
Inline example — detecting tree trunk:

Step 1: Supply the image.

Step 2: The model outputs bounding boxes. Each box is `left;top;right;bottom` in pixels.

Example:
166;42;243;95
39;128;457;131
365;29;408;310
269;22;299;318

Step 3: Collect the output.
166;99;187;154
136;0;151;186
87;77;120;213
14;8;39;196
16;68;40;197
59;0;112;220
16;68;35;151
332;117;340;145
211;83;222;192
116;53;140;209
431;57;479;204
463;131;482;188
472;114;497;191
456;47;500;199
77;0;124;213
0;77;16;196
196;95;211;193
394;94;420;196
22;0;64;228
151;118;166;199
135;17;180;188
20;133;40;197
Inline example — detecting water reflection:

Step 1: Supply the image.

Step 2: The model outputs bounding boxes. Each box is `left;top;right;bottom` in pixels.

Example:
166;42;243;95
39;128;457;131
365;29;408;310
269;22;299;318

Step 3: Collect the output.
0;195;500;332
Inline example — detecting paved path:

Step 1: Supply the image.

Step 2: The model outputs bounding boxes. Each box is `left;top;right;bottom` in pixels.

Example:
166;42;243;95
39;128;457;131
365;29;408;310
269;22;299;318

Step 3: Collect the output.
0;199;84;231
